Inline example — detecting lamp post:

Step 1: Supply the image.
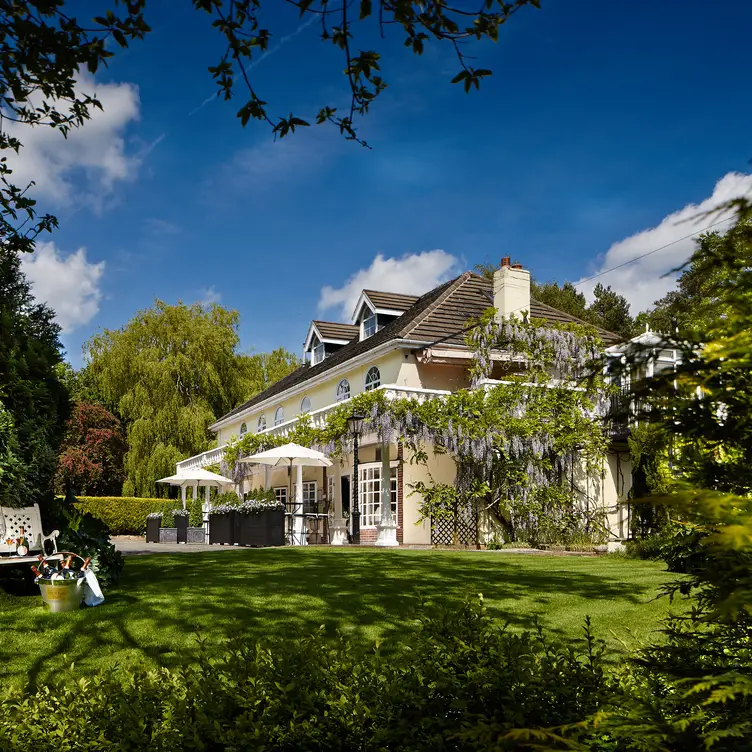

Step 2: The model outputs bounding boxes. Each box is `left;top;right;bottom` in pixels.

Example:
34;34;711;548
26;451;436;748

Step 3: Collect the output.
347;411;365;544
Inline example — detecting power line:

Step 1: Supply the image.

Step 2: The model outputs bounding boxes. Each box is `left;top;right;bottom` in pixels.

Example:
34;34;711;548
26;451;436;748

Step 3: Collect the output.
573;217;732;288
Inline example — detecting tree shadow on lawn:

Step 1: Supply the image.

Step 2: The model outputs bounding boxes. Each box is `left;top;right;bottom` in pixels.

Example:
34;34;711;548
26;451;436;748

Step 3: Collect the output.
3;548;672;688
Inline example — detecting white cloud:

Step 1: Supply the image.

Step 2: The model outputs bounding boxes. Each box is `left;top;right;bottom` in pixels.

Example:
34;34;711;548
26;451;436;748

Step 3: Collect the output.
319;250;460;320
199;286;222;306
21;242;105;333
4;72;141;208
577;172;752;313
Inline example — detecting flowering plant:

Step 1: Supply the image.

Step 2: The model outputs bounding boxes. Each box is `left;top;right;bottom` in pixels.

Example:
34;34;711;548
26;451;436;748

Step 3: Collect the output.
210;504;236;515
172;509;190;518
146;512;163;519
237;499;285;514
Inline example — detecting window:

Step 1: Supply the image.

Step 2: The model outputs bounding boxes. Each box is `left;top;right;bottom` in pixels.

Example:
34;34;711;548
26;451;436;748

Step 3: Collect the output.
274;406;284;426
358;465;397;527
312;341;325;365
363;311;377;338
336;378;350;402
300;396;312;414
239;422;247;436
274;487;288;508
292;480;318;514
257;415;267;432
365;366;380;391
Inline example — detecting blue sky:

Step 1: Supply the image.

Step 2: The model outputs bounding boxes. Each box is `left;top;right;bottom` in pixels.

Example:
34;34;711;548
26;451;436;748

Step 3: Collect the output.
17;0;752;365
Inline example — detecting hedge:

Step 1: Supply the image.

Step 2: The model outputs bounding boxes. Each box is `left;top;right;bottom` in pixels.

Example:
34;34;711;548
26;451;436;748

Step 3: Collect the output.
73;496;204;535
0;597;610;751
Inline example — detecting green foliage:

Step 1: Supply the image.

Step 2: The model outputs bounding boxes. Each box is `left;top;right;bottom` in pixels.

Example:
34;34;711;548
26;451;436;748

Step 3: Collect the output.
54;402;126;496
73;496;181;535
214;491;241;508
0;249;69;508
85;300;298;497
0;595;608;750
607;204;752;749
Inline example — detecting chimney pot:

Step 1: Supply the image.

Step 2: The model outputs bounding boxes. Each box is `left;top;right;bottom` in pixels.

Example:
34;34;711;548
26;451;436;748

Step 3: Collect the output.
501;256;511;267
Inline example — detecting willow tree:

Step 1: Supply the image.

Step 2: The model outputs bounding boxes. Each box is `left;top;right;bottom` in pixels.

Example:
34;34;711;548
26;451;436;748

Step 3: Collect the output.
86;300;297;497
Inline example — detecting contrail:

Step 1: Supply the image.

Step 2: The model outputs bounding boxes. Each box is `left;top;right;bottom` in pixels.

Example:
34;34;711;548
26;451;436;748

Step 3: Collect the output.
188;13;319;117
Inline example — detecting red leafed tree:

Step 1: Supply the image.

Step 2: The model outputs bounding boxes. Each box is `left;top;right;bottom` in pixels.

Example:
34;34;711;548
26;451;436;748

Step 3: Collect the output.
55;403;126;496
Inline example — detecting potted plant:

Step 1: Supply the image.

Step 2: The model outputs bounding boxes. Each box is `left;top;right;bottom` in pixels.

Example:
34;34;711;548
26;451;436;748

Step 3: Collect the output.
236;490;285;547
173;509;189;543
146;513;162;543
209;504;236;545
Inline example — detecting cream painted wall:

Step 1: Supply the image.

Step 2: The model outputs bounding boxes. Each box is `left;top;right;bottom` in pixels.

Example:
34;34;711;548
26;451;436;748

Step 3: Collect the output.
216;349;408;446
401;447;458;545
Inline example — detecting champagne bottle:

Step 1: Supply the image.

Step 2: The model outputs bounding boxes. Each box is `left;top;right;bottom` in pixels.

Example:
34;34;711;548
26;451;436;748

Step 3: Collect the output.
81;557;91;571
31;565;41;578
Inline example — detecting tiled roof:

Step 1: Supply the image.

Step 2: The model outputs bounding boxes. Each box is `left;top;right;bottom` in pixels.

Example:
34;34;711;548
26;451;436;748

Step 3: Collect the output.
313;321;359;342
363;290;419;311
213;272;622;426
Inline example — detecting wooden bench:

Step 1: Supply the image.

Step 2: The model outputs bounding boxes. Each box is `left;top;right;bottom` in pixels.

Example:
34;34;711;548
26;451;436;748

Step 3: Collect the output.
0;504;59;565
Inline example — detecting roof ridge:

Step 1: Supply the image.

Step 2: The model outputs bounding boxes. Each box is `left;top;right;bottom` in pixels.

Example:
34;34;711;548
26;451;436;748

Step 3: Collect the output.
400;272;472;339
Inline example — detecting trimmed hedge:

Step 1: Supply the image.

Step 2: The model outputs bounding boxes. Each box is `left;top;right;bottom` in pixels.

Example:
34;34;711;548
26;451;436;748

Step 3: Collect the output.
74;497;185;535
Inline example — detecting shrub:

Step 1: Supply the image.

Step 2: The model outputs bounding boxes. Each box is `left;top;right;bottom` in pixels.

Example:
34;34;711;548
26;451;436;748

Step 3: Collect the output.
0;596;608;750
73;496;179;535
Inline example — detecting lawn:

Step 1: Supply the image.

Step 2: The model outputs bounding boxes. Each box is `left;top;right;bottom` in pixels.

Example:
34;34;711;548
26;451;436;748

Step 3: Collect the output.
0;548;681;688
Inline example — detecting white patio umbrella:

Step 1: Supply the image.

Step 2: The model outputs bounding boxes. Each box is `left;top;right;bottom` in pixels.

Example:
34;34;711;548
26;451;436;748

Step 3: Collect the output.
237;442;333;469
238;443;332;546
156;468;235;543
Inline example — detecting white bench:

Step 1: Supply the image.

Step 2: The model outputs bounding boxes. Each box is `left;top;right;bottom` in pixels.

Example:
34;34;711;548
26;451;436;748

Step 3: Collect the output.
0;504;59;560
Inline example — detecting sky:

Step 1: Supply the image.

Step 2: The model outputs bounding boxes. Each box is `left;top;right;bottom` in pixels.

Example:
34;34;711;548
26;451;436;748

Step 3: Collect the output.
14;0;752;366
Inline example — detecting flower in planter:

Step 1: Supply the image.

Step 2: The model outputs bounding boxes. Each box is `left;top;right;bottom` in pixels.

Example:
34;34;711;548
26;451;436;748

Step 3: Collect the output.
172;509;190;518
210;504;237;515
237;499;286;515
146;512;163;519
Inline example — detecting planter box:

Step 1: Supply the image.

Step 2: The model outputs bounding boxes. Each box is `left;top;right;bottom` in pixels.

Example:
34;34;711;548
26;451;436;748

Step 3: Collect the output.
159;527;177;544
237;510;286;547
267;509;285;546
176;515;188;544
209;512;234;545
146;517;161;543
187;526;205;544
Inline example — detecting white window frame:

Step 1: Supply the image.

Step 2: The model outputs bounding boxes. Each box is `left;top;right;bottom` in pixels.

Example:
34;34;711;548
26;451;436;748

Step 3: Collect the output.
357;462;397;528
312;341;325;365
365;366;380;391
362;311;378;338
293;480;318;514
258;415;267;432
274;487;288;507
336;378;350;402
300;396;312;414
239;422;247;435
274;406;284;426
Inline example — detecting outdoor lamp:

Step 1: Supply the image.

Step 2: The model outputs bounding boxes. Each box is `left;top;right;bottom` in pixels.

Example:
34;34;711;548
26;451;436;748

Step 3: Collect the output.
347;412;365;436
347;412;365;544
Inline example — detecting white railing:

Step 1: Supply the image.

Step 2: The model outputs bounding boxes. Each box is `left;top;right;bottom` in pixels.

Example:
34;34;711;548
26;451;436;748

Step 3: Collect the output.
175;384;452;472
176;444;228;474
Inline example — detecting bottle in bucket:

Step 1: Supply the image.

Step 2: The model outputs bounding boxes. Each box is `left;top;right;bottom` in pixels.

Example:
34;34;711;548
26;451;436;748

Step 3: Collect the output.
16;526;28;556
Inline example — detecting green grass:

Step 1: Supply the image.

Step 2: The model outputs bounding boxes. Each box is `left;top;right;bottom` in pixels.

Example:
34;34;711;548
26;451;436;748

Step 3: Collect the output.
0;548;681;688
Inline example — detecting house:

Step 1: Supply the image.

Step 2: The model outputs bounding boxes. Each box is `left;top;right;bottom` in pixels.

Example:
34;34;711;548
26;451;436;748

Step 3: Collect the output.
177;259;633;546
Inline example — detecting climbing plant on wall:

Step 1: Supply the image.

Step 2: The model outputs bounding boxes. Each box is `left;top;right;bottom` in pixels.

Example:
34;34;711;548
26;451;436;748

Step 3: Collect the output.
223;314;610;544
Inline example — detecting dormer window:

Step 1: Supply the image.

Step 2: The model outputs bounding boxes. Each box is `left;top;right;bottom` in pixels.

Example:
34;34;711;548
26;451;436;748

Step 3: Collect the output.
312;341;325;365
362;311;378;338
240;422;248;436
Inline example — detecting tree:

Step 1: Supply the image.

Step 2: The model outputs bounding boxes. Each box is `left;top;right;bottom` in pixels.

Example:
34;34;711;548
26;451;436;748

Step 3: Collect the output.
0;248;69;507
86;300;298;496
55;402;126;496
588;282;635;339
604;202;752;748
531;280;590;320
1;1;536;257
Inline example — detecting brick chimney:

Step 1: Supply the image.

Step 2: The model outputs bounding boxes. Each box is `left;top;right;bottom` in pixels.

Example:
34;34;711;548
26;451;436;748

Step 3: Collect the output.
493;257;530;321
